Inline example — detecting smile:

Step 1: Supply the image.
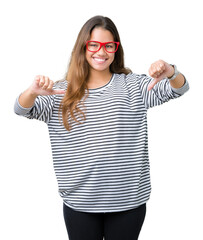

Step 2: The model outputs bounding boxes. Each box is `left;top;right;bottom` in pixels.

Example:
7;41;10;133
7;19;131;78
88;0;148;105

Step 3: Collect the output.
93;57;107;63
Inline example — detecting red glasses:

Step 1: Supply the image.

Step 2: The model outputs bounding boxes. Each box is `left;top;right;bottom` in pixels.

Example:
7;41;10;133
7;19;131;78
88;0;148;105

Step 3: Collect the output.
86;41;120;53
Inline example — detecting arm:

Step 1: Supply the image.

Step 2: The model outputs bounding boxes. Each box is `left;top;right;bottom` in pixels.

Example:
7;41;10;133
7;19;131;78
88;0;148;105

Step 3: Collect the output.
19;75;65;108
135;60;189;109
14;75;65;122
168;71;185;89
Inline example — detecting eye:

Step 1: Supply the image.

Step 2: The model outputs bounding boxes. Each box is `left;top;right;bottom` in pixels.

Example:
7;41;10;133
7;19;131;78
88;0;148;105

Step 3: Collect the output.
87;41;100;51
90;43;98;47
105;43;116;52
105;44;114;49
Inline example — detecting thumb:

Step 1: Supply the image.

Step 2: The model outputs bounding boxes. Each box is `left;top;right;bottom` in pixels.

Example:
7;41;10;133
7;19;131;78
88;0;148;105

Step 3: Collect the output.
147;79;158;91
50;89;66;95
147;76;163;91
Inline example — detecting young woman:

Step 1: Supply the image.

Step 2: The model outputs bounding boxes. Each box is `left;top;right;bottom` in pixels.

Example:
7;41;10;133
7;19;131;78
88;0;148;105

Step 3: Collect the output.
14;15;189;240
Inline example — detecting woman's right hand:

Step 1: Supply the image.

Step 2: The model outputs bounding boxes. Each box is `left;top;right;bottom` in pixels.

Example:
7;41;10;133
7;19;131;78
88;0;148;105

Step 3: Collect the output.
29;75;66;96
18;75;65;108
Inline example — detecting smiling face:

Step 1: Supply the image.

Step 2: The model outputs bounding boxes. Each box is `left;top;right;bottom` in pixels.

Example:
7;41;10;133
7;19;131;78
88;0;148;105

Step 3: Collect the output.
85;27;115;74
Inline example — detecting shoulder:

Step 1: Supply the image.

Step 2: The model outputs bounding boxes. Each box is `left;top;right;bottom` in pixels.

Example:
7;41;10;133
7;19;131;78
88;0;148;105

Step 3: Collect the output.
114;72;149;84
114;72;147;79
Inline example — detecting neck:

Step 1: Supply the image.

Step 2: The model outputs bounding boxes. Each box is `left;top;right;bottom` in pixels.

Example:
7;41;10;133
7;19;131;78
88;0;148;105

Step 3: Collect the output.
87;69;112;89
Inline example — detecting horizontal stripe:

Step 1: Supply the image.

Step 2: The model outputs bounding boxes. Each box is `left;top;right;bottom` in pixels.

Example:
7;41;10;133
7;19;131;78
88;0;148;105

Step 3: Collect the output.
14;72;189;213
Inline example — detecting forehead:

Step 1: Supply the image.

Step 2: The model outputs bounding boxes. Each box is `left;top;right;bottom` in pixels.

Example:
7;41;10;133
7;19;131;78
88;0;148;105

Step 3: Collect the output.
89;27;114;42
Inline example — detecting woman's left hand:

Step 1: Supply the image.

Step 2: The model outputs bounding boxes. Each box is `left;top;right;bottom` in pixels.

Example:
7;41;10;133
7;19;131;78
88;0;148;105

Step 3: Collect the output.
147;60;175;91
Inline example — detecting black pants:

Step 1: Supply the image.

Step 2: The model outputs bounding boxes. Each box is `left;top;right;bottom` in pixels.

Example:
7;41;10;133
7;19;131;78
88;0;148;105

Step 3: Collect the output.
63;203;146;240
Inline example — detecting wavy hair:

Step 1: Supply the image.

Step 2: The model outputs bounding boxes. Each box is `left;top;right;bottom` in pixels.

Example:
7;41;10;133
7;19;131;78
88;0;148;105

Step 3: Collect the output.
60;15;131;131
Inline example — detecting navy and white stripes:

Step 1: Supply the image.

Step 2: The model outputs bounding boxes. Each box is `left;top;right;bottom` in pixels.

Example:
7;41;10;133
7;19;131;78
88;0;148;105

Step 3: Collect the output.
14;73;189;213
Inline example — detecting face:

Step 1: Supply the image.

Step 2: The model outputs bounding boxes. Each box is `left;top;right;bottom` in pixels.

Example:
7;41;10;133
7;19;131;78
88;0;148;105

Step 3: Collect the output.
85;27;115;74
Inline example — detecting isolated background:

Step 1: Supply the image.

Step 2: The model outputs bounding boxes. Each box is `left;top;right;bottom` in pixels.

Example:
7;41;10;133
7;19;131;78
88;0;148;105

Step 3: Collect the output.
1;0;202;239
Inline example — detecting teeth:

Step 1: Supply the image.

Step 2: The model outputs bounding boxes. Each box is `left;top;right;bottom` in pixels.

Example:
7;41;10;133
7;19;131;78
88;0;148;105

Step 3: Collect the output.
94;58;106;62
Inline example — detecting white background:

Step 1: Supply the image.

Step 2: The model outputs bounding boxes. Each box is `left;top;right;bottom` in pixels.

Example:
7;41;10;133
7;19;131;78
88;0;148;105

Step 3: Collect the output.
1;0;203;239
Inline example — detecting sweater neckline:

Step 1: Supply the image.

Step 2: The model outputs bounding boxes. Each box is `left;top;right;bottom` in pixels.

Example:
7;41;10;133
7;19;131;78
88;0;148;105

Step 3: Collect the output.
87;74;115;93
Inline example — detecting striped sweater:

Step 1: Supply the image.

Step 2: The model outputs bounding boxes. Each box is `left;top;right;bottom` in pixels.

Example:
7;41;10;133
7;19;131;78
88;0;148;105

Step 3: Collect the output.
14;73;189;213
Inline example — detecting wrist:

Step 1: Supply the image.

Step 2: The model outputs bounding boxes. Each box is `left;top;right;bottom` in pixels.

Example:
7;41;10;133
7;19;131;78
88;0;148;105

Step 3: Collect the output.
167;65;175;78
168;64;180;81
18;88;38;109
27;87;39;98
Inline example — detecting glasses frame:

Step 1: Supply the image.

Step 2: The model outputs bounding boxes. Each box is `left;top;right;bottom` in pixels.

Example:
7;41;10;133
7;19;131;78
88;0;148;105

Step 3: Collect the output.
86;41;120;53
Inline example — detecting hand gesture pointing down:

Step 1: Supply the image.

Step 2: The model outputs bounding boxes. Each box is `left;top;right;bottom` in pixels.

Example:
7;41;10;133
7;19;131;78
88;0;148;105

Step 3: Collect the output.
147;60;175;91
18;75;65;109
30;75;66;96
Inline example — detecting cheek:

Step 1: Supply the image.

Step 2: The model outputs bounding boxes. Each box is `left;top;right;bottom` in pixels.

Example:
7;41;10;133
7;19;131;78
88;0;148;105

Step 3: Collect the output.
85;51;89;60
109;54;115;64
85;51;92;64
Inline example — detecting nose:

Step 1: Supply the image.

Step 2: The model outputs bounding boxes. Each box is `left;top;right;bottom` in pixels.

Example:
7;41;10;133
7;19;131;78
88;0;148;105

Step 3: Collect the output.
97;45;107;55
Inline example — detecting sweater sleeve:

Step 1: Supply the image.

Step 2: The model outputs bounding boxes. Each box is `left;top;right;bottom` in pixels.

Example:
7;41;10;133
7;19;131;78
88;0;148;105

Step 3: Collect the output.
135;74;189;109
14;94;55;124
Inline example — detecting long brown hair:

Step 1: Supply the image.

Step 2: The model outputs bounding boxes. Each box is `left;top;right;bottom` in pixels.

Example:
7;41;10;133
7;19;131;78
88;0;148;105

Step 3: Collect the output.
60;15;131;131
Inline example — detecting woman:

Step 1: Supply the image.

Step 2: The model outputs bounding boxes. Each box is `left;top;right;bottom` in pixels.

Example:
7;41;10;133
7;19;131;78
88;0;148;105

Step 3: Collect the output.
14;15;189;240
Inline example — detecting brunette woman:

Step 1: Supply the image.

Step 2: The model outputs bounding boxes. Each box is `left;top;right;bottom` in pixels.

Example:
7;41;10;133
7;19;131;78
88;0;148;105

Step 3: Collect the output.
14;15;189;240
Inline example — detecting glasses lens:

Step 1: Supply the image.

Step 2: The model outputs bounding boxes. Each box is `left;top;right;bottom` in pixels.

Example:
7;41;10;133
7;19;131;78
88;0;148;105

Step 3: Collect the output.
104;42;117;53
87;41;100;52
